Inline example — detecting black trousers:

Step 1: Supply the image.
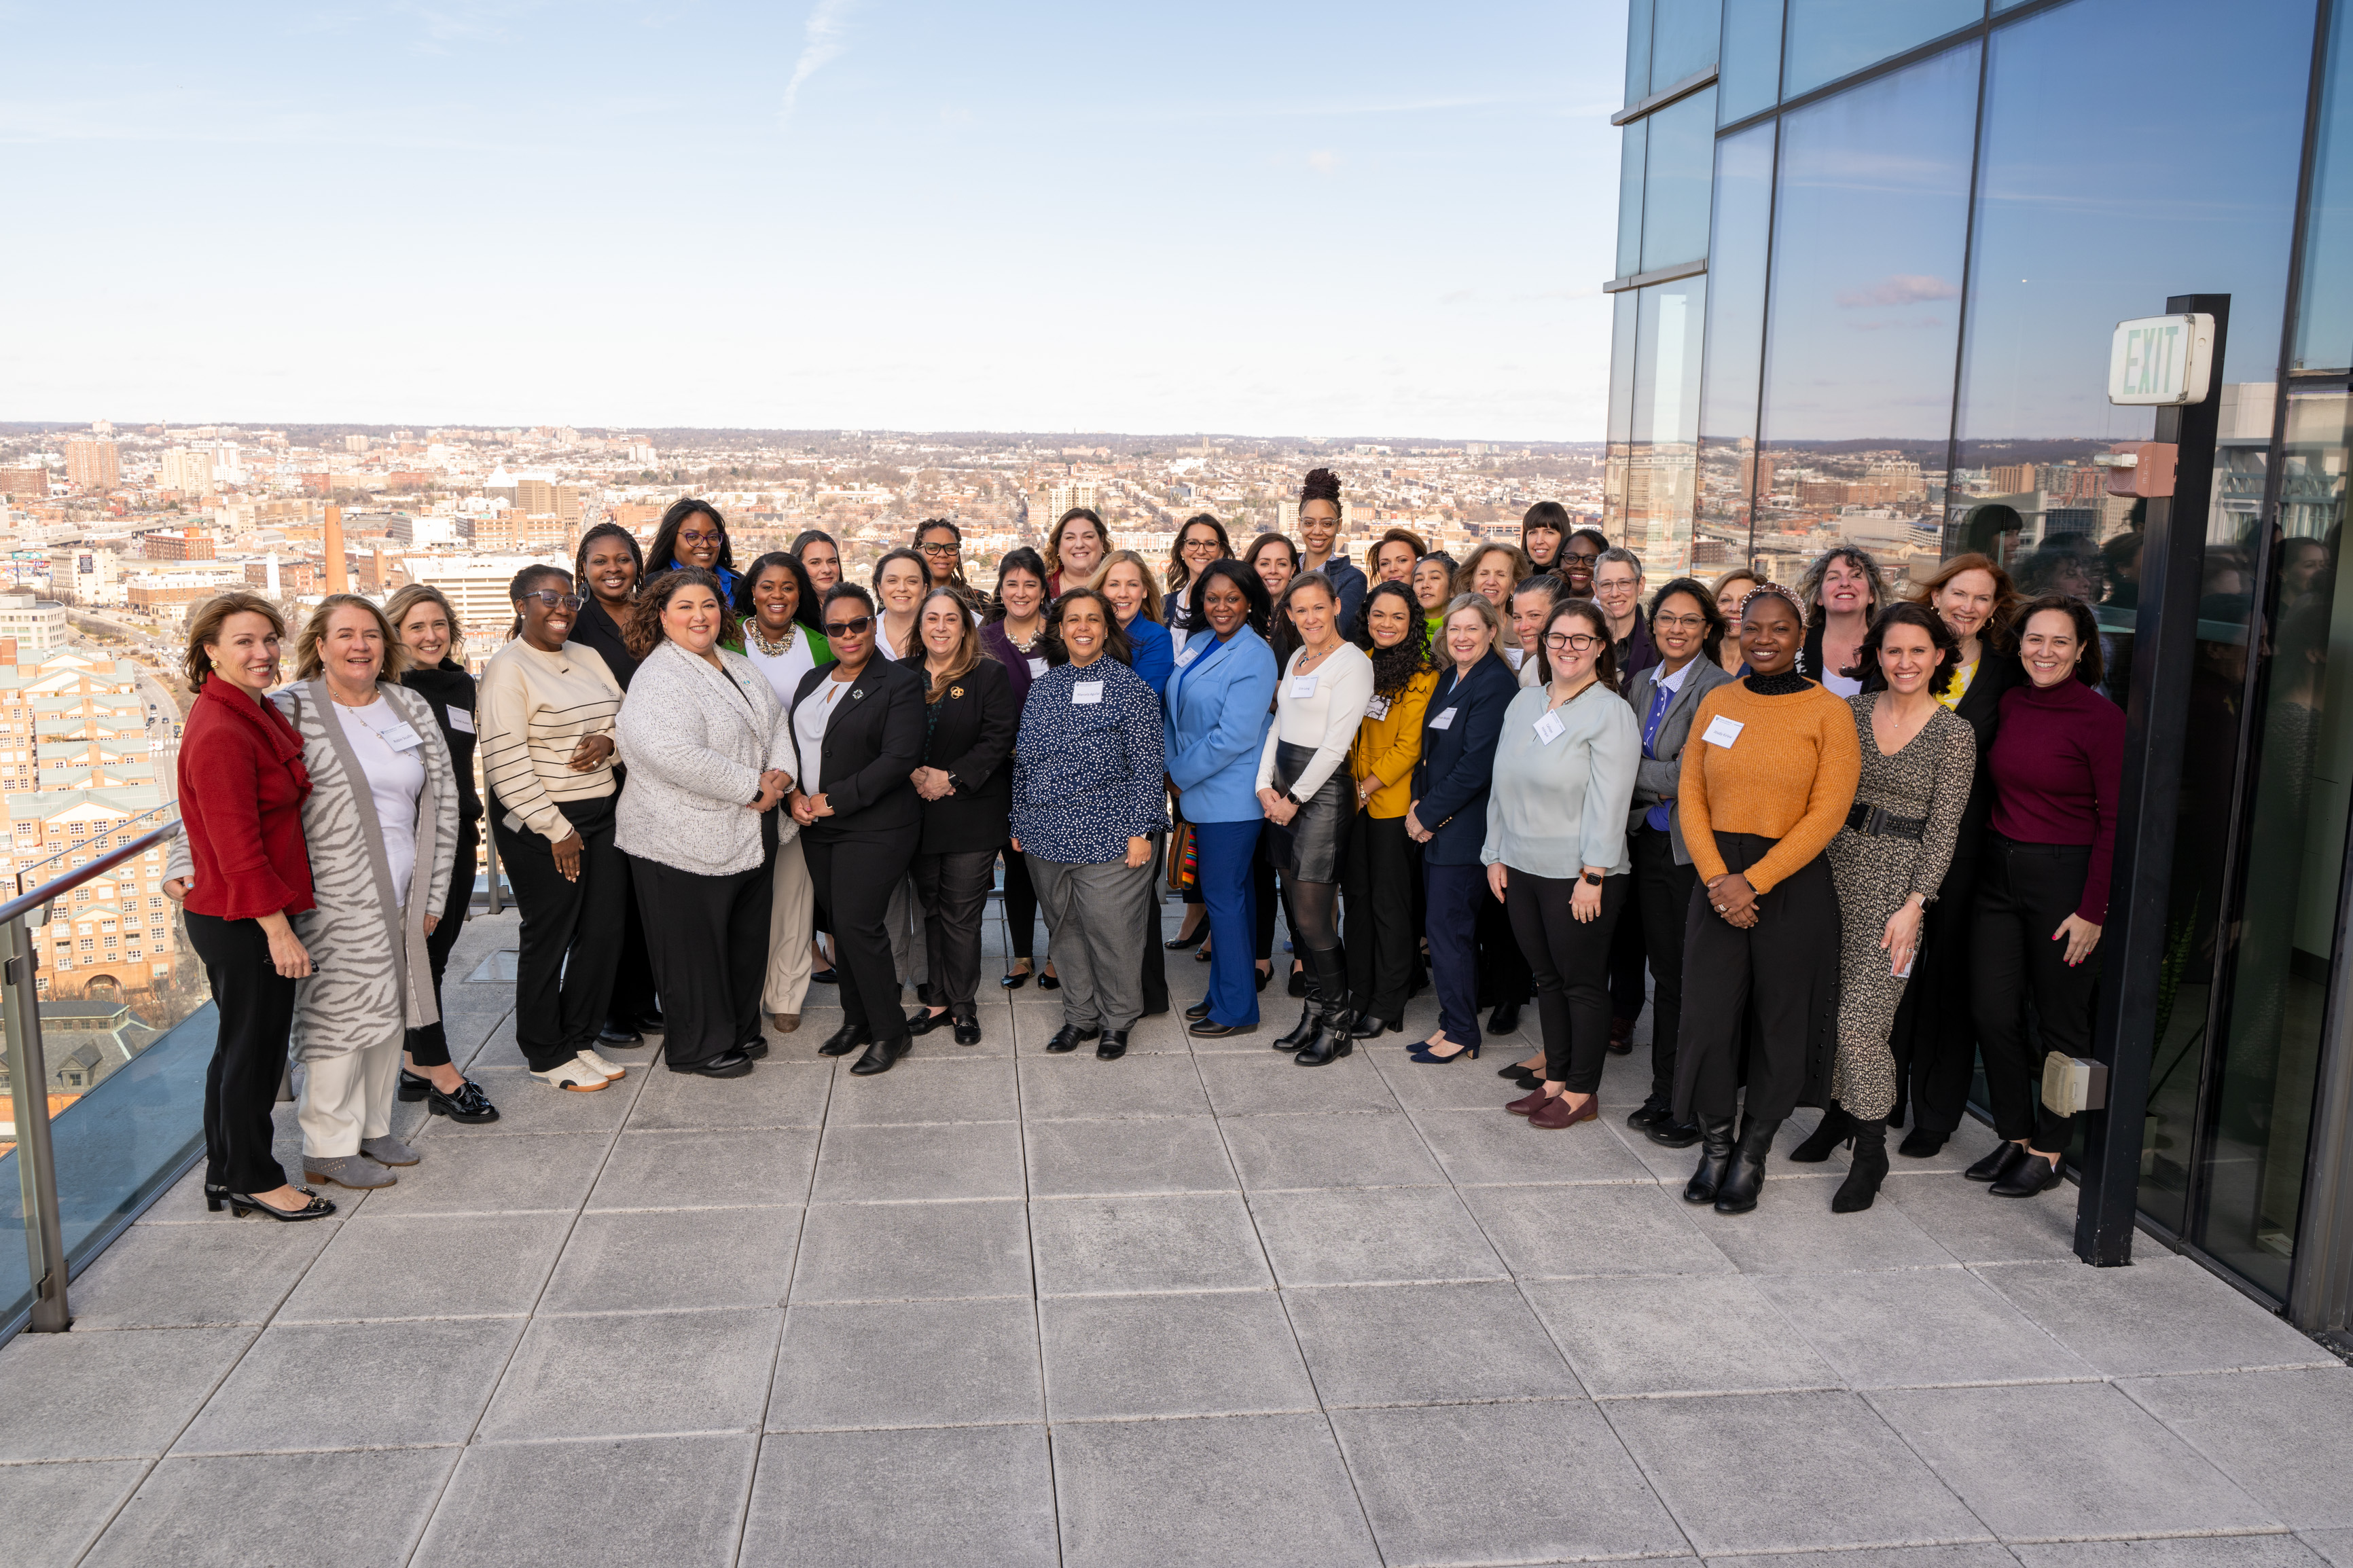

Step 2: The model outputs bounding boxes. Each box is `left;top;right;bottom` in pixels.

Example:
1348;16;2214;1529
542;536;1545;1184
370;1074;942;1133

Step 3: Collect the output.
1138;831;1169;1016
1343;812;1420;1023
1674;833;1840;1124
1475;877;1531;1009
914;847;996;1017
1607;871;1648;1027
493;792;626;1073
1505;869;1630;1093
806;832;919;1046
1632;825;1697;1109
406;822;477;1068
1972;835;2097;1150
634;834;774;1068
609;852;662;1029
1886;821;1983;1133
187;911;297;1195
1251;837;1299;966
1001;842;1039;961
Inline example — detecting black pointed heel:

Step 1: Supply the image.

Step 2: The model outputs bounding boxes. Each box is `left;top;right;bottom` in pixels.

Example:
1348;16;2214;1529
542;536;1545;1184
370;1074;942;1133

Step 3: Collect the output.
229;1188;336;1221
1789;1104;1854;1163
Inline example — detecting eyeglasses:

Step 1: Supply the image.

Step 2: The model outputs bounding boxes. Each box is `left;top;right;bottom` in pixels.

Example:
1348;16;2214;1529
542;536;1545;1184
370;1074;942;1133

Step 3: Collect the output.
678;529;723;545
1653;613;1708;631
823;616;874;637
1545;632;1602;652
919;542;960;556
1182;539;1220;555
520;591;583;611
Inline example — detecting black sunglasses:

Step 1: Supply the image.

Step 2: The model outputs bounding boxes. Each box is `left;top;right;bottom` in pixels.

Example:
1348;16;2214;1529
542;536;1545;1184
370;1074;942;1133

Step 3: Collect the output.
823;615;874;637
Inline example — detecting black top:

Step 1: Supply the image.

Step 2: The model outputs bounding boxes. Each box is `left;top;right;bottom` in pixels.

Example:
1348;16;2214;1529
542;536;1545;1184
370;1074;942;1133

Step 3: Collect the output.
571;598;641;690
915;655;1018;855
789;657;926;842
399;658;482;825
1947;646;2026;859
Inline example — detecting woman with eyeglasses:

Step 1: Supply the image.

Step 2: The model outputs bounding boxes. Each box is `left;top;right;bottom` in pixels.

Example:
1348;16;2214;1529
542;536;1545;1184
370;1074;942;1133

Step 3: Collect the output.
1163;513;1233;652
1045;507;1111;598
1561;528;1609;598
915;517;980;608
567;521;662;1046
477;565;630;1094
981;549;1059;992
1485;599;1640;1129
789;585;928;1075
1295;468;1368;634
646;498;740;602
1341;581;1438;1040
735;551;834;1034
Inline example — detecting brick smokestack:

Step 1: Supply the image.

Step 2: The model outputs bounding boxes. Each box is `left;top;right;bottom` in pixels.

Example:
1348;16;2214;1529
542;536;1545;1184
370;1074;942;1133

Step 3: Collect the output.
323;505;350;594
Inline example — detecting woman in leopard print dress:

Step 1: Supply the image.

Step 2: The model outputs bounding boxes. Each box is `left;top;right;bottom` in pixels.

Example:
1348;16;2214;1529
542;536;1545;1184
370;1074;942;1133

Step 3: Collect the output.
1804;603;1973;1213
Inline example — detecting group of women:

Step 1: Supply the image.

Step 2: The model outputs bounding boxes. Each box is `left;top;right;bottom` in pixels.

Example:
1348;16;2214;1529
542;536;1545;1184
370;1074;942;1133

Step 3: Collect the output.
168;477;2121;1223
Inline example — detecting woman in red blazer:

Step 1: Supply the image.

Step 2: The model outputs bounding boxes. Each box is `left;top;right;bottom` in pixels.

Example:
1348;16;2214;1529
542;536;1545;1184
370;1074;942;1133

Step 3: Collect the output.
164;592;329;1220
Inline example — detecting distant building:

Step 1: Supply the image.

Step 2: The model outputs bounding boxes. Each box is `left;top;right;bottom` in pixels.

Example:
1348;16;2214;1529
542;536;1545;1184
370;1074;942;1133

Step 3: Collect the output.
139;529;217;561
0;589;69;653
64;440;118;492
0;467;48;500
46;546;122;608
156;448;215;496
406;555;562;636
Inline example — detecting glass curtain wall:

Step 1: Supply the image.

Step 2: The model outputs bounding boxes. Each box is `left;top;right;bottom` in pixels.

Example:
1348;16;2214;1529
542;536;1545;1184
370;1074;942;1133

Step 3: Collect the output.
1693;121;1777;575
1782;0;1984;98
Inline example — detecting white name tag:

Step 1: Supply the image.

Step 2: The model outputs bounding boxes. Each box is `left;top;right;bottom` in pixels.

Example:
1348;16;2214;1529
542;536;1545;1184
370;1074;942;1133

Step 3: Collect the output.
1429;707;1456;731
1027;657;1049;678
375;721;426;752
1533;710;1566;744
1365;694;1391;721
1072;681;1104;705
1176;646;1200;667
1503;646;1526;670
1290;674;1319;699
1702;714;1745;748
447;708;475;735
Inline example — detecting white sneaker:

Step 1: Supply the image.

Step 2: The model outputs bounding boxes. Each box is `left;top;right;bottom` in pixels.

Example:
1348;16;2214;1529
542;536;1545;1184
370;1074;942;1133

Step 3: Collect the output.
533;1058;609;1092
575;1047;628;1081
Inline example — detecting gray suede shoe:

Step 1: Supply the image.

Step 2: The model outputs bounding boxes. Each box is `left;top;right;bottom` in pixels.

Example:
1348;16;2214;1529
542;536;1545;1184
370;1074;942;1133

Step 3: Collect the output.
360;1135;419;1167
304;1153;397;1189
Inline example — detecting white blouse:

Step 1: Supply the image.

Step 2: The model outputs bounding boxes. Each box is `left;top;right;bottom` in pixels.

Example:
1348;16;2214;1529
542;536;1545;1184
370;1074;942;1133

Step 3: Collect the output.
1255;642;1376;799
746;627;819;708
333;697;427;907
793;675;852;794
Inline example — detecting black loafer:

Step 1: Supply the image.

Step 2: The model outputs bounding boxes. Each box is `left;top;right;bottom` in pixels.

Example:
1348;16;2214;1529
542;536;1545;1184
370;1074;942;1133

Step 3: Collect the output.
598;1021;643;1046
1350;1014;1400;1040
1096;1029;1130;1060
810;968;840;986
1255;968;1272;991
906;1008;952;1036
952;1015;982;1046
1000;968;1031;989
1964;1142;2026;1183
1626;1099;1672;1129
672;1049;754;1078
1990;1150;2064;1197
740;1036;770;1061
850;1036;908;1076
1044;1024;1099;1053
818;1025;872;1058
1189;1018;1256;1038
397;1068;433;1102
1288;966;1308;997
424;1076;500;1124
1486;1002;1521;1034
1185;1000;1213;1020
1647;1118;1703;1148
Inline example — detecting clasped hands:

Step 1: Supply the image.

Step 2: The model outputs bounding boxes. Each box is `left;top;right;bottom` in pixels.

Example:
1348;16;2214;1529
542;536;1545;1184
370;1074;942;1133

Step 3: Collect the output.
1706;871;1759;928
751;769;791;813
1257;786;1299;827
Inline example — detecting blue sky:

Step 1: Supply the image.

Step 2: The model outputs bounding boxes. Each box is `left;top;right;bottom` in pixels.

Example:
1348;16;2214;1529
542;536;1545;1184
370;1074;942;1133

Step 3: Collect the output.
4;1;1628;441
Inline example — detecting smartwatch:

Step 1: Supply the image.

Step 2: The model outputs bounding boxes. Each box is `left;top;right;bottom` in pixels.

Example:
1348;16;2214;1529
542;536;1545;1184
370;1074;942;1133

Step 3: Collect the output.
1581;869;1604;887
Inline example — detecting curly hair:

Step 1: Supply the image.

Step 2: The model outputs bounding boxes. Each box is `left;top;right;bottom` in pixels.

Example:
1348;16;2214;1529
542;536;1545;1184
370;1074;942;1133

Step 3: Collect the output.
183;590;287;688
624;567;741;659
1352;579;1433;695
1854;600;1962;697
1797;544;1892;627
1299;467;1342;507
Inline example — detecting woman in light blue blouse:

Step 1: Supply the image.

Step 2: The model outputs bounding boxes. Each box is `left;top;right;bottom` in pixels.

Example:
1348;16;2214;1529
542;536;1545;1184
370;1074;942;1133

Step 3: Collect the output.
1011;587;1169;1061
1483;598;1640;1130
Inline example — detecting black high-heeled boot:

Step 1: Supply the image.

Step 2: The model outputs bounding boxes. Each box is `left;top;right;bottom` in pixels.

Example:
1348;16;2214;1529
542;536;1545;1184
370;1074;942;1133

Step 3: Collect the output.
1712;1114;1784;1214
1788;1102;1854;1163
1293;947;1355;1067
1683;1116;1736;1204
1832;1115;1890;1213
1273;998;1321;1049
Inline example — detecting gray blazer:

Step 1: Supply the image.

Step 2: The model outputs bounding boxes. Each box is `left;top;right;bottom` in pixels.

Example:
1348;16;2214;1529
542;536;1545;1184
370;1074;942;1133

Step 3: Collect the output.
1623;657;1737;864
614;640;797;877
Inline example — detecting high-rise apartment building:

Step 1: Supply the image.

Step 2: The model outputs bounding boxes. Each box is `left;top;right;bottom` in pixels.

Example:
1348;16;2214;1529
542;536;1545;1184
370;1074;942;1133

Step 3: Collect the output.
64;440;118;492
156;448;215;497
0;468;48;500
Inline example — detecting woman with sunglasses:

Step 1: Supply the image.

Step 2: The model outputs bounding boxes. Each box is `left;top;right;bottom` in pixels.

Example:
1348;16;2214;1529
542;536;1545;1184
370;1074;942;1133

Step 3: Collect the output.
646;498;740;602
476;566;630;1093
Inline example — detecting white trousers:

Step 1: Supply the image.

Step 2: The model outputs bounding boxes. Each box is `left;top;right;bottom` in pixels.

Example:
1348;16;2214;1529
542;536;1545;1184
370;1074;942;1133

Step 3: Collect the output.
298;1036;400;1157
764;834;816;1015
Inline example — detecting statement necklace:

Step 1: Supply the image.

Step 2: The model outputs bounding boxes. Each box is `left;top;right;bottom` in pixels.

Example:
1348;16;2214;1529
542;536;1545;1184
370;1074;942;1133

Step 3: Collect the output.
749;622;795;658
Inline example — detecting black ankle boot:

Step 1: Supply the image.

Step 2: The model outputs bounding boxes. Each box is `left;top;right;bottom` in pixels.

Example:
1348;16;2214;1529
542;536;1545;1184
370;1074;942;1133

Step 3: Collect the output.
1789;1103;1854;1163
1833;1116;1890;1213
1293;947;1356;1066
1712;1114;1783;1214
1684;1116;1736;1204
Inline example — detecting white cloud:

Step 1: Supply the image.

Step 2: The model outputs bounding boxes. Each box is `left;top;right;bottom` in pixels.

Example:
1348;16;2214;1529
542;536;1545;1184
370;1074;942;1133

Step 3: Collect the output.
779;0;858;125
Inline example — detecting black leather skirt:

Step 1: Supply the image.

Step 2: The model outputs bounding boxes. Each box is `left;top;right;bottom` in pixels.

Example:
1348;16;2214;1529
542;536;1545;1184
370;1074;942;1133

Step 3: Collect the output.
1270;740;1354;883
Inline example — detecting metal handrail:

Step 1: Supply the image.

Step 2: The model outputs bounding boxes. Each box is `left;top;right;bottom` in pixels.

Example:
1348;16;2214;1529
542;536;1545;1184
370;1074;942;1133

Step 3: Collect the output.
4;817;183;1334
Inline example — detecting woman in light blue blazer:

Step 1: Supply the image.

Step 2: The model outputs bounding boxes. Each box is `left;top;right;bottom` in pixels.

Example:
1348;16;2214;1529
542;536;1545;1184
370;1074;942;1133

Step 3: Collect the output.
1164;560;1280;1036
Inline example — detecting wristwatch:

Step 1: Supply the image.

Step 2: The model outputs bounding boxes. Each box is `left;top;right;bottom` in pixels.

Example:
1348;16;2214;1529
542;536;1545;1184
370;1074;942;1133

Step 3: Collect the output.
1581;869;1604;887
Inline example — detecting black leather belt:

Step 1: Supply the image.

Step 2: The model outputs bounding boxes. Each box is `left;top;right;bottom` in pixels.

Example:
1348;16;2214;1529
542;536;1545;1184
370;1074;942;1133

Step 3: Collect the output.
1846;802;1927;840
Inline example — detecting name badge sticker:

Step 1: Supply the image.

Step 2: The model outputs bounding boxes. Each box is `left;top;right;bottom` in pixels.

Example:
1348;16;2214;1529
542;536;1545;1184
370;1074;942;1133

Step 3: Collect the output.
1702;714;1745;748
1072;681;1104;705
1176;646;1200;667
1365;694;1391;721
1503;646;1526;671
1429;707;1457;731
1533;710;1566;744
1027;657;1049;678
376;721;426;752
447;708;475;735
1290;673;1319;699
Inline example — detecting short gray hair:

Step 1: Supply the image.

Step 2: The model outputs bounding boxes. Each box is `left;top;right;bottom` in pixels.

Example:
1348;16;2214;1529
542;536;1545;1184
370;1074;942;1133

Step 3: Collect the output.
1595;546;1645;582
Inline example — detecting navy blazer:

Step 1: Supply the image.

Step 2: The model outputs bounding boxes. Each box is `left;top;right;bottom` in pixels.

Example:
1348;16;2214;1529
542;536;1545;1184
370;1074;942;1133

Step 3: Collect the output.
1410;652;1520;866
1163;625;1278;825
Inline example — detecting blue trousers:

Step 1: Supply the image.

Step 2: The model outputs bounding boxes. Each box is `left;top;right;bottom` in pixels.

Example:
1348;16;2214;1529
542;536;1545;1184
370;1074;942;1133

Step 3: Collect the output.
1193;819;1262;1026
1425;860;1488;1049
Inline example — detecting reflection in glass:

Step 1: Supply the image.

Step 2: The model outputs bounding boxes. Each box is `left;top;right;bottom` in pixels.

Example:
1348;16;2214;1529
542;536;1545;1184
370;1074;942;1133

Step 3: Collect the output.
1627;0;1657;104
1604;290;1640;528
1781;0;1983;100
1641;88;1720;272
1694;120;1778;575
1719;0;1784;122
1651;0;1725;88
1617;120;1648;280
2293;0;2353;373
1753;43;1977;591
1621;278;1709;577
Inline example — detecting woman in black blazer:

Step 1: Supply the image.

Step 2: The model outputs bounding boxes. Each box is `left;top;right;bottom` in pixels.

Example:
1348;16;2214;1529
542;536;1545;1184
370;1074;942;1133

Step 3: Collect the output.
1882;553;2024;1155
789;583;928;1076
904;589;1018;1046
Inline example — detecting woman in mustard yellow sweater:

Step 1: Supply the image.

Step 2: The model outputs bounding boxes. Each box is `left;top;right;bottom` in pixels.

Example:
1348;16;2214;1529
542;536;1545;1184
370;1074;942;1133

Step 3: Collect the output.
1342;581;1439;1038
1674;583;1861;1215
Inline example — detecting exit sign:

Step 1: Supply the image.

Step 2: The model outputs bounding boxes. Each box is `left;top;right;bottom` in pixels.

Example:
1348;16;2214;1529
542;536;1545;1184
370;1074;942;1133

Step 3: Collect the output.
2108;313;2215;406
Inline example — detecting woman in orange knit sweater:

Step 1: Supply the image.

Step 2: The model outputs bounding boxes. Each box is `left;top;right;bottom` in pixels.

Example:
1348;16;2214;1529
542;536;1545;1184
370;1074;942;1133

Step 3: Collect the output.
1674;584;1862;1214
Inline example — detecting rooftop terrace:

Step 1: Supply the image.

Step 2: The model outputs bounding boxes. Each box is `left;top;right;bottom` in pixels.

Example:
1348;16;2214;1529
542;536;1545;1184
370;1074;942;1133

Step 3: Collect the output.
5;905;2351;1568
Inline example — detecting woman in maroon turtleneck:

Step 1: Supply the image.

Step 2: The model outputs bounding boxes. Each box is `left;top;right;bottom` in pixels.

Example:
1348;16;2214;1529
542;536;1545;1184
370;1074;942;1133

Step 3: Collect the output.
1969;594;2123;1199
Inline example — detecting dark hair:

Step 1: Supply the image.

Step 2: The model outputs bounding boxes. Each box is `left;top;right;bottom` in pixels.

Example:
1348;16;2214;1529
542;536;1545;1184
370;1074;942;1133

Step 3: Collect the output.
987;546;1049;624
1521;501;1570;566
871;546;929;596
1567;527;1610;555
648;498;733;576
820;581;876;624
1043;586;1134;668
913;517;973;595
790;528;838;563
1299;467;1342;510
624;566;740;659
1534;598;1618;690
1738;581;1807;624
574;520;644;597
1352;579;1433;695
507;563;573;639
734;550;823;634
1648;576;1727;664
1186;559;1274;639
185;589;287;688
2011;593;2104;687
914;585;984;702
1046;507;1109;581
1855;600;1961;697
1242;532;1299;577
1799;543;1891;628
1167;513;1234;594
1414;551;1459;611
1373;526;1430;568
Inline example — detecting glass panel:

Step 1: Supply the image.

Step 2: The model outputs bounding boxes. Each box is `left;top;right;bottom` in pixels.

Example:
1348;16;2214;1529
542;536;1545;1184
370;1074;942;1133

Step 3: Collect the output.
1604;290;1642;533
1695;120;1779;574
1617;118;1649;280
1640;88;1720;272
2294;0;2353;372
1628;0;1657;104
1623;277;1711;577
1720;0;1785;121
1783;0;1984;99
1653;0;1725;87
1753;42;1978;590
2189;388;2350;1298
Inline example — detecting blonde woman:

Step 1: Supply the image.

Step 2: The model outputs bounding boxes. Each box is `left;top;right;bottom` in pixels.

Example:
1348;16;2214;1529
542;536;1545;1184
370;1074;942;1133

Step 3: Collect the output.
1086;549;1174;694
1710;568;1760;674
1454;541;1533;662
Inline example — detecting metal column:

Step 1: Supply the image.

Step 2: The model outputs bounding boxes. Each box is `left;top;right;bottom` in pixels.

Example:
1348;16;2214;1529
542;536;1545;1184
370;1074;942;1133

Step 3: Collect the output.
3;915;70;1331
